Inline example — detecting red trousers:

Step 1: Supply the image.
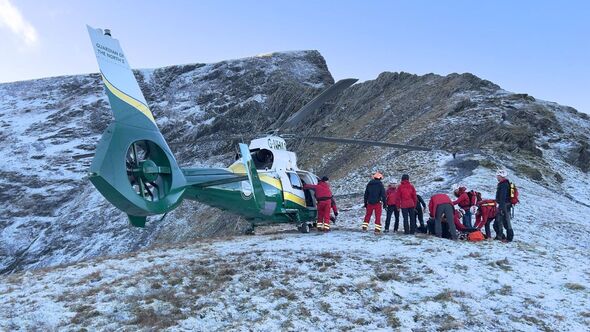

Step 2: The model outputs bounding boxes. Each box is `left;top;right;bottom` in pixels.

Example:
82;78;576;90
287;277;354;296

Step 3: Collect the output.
317;200;331;225
364;203;382;225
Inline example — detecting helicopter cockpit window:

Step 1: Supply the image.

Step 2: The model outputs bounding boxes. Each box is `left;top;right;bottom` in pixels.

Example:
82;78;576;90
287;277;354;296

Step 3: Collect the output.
251;149;274;170
287;172;303;190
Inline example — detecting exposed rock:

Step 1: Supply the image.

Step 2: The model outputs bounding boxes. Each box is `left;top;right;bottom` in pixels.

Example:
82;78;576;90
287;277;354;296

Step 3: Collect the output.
1;50;589;274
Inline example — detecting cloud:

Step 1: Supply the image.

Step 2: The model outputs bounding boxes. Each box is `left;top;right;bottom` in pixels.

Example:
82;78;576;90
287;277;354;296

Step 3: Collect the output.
0;0;38;47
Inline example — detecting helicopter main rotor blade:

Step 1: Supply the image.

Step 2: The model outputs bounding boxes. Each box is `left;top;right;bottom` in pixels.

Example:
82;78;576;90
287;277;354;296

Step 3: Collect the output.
298;136;432;151
281;78;358;130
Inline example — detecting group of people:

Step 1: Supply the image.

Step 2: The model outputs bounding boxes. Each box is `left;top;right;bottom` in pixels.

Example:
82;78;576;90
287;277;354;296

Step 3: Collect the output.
306;169;517;243
362;169;517;242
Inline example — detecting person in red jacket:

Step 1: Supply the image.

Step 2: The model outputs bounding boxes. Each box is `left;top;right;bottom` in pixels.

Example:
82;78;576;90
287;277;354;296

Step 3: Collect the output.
363;172;386;233
384;183;400;233
396;174;418;234
428;193;458;240
474;199;497;239
303;176;334;232
452;186;473;228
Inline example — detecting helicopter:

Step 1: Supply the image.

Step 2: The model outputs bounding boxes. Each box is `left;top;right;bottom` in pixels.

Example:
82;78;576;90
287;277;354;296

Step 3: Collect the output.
85;25;430;232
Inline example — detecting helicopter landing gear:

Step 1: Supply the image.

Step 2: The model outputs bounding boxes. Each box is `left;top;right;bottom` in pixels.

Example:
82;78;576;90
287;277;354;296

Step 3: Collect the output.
245;225;256;235
298;222;310;234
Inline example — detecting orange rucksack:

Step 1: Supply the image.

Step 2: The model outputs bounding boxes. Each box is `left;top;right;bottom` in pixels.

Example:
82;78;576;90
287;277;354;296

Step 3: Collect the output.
467;231;485;242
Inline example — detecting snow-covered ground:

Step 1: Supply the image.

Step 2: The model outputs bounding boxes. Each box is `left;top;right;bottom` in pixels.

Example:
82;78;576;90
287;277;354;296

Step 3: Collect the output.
1;166;588;331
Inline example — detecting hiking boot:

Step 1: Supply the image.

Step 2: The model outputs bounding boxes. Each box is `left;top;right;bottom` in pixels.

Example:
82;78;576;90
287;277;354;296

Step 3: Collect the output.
383;229;390;233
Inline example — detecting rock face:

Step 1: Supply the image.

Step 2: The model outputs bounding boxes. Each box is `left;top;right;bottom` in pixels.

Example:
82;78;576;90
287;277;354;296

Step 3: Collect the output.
1;50;589;274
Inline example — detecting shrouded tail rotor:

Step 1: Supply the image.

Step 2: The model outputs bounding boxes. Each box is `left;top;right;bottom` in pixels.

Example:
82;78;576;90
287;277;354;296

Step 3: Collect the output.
89;123;186;227
126;140;172;202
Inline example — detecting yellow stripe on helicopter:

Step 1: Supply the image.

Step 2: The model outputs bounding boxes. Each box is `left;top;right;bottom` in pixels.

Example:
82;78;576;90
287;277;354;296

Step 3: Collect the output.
101;73;156;124
228;163;306;207
228;163;282;189
284;192;306;207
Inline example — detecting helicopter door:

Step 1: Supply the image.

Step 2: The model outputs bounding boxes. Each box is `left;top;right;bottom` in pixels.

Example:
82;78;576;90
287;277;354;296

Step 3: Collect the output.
279;171;307;208
297;172;317;208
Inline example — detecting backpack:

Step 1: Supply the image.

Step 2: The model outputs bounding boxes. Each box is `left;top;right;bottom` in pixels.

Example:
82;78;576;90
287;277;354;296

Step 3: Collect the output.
466;190;482;206
509;182;520;205
467;231;485;242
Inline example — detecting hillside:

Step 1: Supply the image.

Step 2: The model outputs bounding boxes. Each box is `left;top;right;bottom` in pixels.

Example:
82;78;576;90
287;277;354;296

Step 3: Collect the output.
0;49;589;330
1;169;589;331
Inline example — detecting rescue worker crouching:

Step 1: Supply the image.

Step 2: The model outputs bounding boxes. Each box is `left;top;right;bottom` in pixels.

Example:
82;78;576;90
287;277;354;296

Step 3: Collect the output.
452;185;474;228
363;172;386;234
303;176;335;232
427;193;458;240
474;199;497;239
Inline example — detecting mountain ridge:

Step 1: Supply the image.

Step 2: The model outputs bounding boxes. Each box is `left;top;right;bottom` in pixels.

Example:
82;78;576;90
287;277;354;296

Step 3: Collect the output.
0;50;588;275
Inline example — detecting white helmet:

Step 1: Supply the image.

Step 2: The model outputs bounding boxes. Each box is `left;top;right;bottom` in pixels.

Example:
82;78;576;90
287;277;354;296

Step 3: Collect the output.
496;169;508;177
451;183;461;191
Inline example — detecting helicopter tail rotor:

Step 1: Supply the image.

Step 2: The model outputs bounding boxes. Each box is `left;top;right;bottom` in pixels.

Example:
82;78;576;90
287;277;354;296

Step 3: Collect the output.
87;25;186;226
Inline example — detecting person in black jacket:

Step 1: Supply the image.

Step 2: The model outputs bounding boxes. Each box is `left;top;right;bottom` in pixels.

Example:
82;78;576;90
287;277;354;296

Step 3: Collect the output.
415;194;427;230
363;172;387;233
495;169;514;242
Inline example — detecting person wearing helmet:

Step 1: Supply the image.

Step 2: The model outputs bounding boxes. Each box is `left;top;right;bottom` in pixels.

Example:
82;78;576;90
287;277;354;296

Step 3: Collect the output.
495;169;514;242
396;174;418;234
363;172;386;233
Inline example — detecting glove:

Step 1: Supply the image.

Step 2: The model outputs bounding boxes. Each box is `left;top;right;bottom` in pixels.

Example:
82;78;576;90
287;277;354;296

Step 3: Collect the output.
334;212;338;217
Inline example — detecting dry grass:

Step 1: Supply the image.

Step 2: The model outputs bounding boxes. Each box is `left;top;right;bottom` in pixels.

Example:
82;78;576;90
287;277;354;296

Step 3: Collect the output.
382;306;401;328
375;271;401;282
488;258;512;271
497;284;513;296
430;289;468;303
564;283;585;291
70;304;100;325
255;278;274;290
272;288;298;301
520;315;552;332
71;271;102;286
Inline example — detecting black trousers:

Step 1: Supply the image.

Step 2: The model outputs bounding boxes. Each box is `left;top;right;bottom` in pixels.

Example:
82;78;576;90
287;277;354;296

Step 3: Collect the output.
384;205;400;231
485;219;494;238
401;208;416;234
416;206;424;227
494;204;513;241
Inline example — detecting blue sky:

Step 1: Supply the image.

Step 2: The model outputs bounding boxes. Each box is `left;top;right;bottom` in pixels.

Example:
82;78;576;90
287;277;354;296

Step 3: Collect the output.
1;0;589;113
